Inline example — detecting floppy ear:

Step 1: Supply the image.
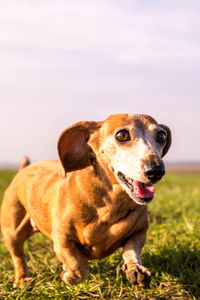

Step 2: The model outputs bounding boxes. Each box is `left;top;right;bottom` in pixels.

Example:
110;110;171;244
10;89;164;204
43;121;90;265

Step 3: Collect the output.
159;124;172;157
57;121;100;175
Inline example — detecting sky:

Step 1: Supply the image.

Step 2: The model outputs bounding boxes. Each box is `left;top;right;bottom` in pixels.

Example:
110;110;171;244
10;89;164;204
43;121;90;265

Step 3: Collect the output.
0;0;200;166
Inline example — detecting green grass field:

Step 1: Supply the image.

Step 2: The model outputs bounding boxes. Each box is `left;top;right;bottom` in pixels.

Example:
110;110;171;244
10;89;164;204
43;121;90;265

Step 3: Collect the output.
0;169;200;299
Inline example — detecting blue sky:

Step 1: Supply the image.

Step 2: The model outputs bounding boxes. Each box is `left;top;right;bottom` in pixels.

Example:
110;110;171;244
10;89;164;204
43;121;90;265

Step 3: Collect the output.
0;0;200;166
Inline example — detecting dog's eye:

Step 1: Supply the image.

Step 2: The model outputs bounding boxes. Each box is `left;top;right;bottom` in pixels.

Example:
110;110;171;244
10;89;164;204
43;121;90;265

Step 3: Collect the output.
156;130;167;144
115;130;131;142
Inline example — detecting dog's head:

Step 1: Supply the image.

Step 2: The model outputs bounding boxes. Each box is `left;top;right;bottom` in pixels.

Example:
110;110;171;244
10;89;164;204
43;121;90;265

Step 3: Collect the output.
57;114;171;205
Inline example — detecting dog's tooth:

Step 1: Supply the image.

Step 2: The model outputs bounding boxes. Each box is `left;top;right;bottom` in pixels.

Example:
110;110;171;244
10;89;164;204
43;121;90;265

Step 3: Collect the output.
128;179;133;184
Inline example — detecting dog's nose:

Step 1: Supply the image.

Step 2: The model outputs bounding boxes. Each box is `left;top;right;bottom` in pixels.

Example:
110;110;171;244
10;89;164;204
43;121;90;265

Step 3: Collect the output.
143;162;165;183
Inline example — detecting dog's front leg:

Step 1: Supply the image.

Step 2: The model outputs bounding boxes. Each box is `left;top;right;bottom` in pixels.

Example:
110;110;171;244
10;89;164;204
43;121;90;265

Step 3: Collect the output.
53;233;89;285
122;228;151;287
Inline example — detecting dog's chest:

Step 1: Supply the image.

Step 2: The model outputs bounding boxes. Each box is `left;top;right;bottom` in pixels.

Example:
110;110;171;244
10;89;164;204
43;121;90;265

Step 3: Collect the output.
76;204;144;259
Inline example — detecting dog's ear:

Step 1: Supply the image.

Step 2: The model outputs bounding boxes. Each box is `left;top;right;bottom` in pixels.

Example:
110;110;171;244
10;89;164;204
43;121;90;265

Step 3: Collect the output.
159;124;172;157
57;121;101;176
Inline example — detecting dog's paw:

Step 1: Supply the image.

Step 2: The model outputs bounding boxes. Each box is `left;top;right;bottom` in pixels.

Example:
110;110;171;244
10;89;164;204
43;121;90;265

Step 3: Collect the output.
61;270;83;285
122;263;151;287
61;264;89;285
13;277;33;288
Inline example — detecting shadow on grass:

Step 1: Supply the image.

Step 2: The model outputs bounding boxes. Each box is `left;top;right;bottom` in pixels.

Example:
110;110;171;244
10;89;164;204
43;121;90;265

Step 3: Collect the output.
143;245;200;298
88;245;200;298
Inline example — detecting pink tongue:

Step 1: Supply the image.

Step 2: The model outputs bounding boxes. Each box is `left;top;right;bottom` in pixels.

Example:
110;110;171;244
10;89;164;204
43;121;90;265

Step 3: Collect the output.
133;181;155;199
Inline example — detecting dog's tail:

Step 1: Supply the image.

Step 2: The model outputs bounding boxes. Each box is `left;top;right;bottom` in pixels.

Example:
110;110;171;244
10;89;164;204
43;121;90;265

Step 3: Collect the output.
19;156;30;170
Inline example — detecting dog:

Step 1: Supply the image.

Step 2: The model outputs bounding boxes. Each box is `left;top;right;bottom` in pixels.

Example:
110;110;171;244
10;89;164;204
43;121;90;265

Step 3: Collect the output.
1;114;171;287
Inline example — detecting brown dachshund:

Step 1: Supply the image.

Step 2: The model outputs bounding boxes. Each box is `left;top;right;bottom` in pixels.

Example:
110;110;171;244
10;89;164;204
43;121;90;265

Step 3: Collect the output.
1;114;171;287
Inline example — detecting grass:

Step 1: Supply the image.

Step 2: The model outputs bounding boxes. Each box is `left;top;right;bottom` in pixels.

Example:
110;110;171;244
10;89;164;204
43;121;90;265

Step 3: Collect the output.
0;169;200;299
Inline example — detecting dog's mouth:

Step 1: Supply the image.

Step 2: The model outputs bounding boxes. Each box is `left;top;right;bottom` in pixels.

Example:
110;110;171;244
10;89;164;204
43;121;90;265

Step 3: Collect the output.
117;171;155;205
